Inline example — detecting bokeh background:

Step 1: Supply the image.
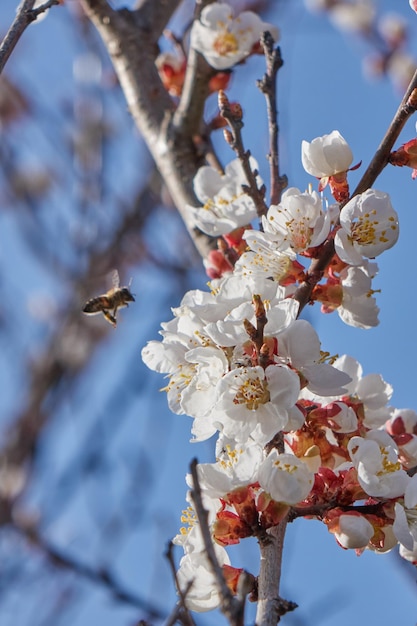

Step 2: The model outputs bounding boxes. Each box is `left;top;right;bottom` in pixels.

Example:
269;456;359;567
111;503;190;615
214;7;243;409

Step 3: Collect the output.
0;0;416;625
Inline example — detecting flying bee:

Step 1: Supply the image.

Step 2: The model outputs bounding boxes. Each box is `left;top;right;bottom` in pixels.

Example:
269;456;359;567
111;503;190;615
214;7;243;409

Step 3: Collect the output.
82;270;135;327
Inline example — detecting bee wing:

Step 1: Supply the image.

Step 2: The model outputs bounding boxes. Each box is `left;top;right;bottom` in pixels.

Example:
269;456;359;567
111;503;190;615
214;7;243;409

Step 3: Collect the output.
111;269;120;289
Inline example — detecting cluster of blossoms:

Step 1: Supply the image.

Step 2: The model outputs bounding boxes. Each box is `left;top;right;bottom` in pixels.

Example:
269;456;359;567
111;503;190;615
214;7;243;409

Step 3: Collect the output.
188;130;399;330
142;0;417;614
142;127;417;611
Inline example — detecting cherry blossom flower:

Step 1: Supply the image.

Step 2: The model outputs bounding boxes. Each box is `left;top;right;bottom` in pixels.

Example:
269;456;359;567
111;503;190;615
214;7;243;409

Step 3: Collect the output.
195;440;264;498
393;475;417;550
190;2;279;70
301;131;353;178
234;231;298;283
210;364;300;444
258;450;314;504
410;0;417;15
301;131;357;201
386;409;417;470
305;354;393;430
176;541;231;611
204;278;298;347
378;13;407;48
334;189;399;265
337;262;380;328
332;512;375;549
315;261;380;329
348;430;410;498
275;320;352;396
262;187;332;253
186;157;261;236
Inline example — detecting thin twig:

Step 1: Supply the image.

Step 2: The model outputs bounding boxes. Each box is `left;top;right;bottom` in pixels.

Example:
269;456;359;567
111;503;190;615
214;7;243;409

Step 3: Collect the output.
0;0;60;76
165;542;197;626
31;0;60;18
189;459;243;624
353;76;417;195
218;90;269;219
257;31;286;205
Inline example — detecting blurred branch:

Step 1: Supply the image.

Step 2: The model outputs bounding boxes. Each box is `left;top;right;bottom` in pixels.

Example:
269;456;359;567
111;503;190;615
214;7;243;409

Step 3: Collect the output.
79;0;217;259
0;172;159;474
12;516;165;618
0;0;61;75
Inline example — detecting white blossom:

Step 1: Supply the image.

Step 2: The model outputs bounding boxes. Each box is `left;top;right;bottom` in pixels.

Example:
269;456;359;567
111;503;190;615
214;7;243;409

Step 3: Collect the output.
258;450;314;504
386;409;417;470
301;130;353;178
348;430;410;498
177;540;230;611
275;320;351;396
211;364;300;444
334;513;375;549
185;158;261;236
262;187;332;253
190;2;279;70
204;279;298;347
393;475;417;550
234;230;296;282
195;440;264;498
338;261;380;329
334;189;399;265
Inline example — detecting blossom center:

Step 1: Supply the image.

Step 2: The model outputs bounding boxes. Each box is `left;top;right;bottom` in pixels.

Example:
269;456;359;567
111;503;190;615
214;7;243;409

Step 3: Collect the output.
284;216;312;250
179;506;197;535
213;32;239;56
377;446;401;475
251;251;292;281
351;212;378;245
273;459;298;474
233;376;270;410
218;444;244;470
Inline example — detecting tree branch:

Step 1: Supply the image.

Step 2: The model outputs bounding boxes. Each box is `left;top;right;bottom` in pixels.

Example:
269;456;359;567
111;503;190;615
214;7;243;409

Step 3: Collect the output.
218;90;269;219
257;31;286;205
189;459;244;624
353;77;417;195
0;0;60;76
255;519;297;626
13;516;165;618
79;0;217;259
